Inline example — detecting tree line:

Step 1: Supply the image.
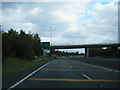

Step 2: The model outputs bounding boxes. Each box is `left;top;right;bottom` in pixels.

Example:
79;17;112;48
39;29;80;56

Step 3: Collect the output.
52;50;80;56
2;28;43;63
89;47;119;57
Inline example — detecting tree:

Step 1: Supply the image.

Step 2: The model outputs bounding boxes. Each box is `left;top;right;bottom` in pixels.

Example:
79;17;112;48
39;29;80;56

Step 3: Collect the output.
33;34;42;56
89;47;118;57
75;51;79;55
2;28;43;63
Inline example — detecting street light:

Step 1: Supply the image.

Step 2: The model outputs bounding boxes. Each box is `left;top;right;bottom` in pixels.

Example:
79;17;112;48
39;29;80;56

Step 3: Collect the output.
49;26;52;56
0;18;2;32
50;26;56;55
50;26;52;46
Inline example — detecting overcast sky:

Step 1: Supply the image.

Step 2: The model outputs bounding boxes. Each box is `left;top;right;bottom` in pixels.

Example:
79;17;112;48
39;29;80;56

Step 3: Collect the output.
1;0;119;53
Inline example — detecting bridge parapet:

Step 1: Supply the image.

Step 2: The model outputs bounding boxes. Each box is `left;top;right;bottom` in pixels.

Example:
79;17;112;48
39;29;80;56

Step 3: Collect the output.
51;43;120;49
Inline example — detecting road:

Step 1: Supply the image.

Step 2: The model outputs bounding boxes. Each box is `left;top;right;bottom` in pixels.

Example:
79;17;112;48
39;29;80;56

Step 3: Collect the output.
7;58;119;89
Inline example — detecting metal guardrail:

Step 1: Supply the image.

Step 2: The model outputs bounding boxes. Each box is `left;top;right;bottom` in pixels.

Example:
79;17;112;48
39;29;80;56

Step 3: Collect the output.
52;43;120;46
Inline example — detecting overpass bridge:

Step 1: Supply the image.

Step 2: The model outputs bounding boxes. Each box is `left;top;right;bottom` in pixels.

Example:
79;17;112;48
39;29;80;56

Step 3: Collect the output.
51;43;120;57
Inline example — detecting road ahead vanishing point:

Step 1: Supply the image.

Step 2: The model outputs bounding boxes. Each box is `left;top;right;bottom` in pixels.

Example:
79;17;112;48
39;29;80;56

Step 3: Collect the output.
7;58;119;89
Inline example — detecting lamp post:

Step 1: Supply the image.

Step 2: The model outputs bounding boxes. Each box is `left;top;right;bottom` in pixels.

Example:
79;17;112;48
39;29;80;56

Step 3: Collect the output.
50;26;52;46
0;18;2;32
50;26;52;56
0;25;1;32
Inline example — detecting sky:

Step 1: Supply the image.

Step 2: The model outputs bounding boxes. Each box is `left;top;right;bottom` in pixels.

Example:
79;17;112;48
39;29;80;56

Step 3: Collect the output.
1;0;119;53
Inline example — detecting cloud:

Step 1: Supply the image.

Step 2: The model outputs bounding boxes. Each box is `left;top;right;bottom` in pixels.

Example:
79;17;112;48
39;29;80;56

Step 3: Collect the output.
28;7;43;16
85;2;118;42
62;1;118;44
2;1;118;46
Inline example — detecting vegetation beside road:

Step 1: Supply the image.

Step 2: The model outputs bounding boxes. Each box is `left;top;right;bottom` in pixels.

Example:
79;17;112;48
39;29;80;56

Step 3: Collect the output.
2;29;49;78
2;29;43;63
3;57;52;78
89;47;119;58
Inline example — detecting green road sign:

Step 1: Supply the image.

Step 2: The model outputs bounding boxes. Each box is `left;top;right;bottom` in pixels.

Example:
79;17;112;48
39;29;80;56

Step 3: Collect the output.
41;42;50;50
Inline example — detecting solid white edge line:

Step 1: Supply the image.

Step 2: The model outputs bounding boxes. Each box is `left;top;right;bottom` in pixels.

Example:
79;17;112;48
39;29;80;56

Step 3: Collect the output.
79;62;120;73
83;74;92;80
7;61;51;90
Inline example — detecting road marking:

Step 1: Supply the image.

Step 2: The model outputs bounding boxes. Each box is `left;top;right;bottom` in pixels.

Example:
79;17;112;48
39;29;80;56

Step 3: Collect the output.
42;69;110;71
79;62;120;73
83;74;92;80
7;62;51;90
100;85;103;87
28;78;120;82
47;66;91;67
42;69;79;71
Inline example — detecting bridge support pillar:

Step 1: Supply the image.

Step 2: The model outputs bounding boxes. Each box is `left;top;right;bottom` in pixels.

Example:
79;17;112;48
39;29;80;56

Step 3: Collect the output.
85;48;89;58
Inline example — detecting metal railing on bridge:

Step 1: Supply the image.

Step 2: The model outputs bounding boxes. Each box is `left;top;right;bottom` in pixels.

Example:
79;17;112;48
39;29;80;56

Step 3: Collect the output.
52;42;119;46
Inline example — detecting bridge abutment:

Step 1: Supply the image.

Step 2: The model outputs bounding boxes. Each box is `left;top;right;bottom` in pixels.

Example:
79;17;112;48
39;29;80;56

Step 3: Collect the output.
85;47;89;58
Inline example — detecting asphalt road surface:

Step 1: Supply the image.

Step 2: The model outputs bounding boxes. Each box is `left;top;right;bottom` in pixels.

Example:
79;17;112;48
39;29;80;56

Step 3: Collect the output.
7;58;120;89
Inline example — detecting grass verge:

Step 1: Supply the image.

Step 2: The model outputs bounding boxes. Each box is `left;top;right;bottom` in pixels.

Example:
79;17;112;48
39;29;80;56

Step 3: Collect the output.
2;58;51;78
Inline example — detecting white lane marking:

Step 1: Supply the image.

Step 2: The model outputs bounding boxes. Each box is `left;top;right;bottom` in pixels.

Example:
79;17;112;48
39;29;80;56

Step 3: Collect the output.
83;74;92;80
7;62;51;90
79;62;120;73
100;85;103;87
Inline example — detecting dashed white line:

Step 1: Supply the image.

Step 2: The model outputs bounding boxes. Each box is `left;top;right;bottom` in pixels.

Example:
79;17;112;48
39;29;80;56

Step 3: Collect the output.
83;74;92;80
7;62;51;90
